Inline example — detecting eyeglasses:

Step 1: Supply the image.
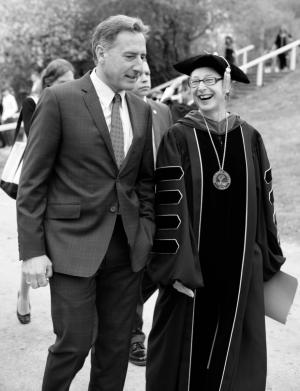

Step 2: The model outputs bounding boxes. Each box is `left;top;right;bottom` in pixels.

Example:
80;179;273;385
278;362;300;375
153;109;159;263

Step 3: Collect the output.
188;77;223;88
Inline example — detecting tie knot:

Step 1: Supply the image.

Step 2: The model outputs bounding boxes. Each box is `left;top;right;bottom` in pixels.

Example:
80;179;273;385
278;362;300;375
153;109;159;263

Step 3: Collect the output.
113;93;122;105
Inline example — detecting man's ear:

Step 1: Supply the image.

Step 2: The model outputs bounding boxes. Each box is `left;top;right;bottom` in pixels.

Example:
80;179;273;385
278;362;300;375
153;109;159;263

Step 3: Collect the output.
95;45;105;64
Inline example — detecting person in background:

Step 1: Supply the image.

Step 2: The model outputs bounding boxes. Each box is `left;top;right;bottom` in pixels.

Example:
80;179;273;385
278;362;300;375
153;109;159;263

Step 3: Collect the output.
0;92;3;122
224;35;236;65
146;53;285;391
22;59;74;137
1;87;18;124
0;92;4;147
129;60;172;366
16;58;75;324
17;14;154;391
273;26;291;71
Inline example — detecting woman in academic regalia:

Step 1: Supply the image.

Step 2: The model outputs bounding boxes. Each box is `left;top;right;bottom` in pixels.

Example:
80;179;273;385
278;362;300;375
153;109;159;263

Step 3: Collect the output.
146;53;285;391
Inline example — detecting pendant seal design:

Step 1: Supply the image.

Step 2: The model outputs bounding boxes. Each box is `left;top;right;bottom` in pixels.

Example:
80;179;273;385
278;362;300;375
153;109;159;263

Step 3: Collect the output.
213;169;231;190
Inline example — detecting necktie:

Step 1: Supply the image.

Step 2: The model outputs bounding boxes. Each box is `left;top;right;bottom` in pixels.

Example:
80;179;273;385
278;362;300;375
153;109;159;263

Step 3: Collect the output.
110;93;124;168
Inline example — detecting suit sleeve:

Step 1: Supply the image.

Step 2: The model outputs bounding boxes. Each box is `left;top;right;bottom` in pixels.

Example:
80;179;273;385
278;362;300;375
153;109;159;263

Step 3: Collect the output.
17;88;61;260
254;132;286;281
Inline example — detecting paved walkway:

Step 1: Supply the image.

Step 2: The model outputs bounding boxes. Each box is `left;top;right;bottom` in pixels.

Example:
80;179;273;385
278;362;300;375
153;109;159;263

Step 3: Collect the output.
0;189;299;390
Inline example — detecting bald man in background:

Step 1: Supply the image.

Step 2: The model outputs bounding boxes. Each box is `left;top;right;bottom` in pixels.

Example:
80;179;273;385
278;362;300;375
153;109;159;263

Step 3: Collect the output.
129;61;172;366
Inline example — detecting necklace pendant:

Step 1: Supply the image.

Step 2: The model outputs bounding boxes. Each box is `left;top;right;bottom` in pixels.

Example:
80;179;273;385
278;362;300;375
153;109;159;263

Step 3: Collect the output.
213;169;231;190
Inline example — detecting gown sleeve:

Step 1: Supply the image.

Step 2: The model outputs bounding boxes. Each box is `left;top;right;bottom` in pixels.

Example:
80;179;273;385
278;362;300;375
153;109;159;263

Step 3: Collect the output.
147;126;204;289
254;131;286;281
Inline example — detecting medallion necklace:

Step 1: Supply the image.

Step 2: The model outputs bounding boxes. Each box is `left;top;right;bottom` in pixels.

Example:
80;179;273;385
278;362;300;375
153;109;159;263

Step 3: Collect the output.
202;113;231;190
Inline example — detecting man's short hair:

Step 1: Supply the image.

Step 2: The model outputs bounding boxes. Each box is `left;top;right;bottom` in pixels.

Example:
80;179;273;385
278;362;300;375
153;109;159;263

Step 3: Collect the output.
92;15;150;65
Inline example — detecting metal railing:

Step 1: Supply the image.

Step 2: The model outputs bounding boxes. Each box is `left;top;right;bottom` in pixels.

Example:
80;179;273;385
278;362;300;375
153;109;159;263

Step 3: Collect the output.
236;44;254;66
240;39;300;86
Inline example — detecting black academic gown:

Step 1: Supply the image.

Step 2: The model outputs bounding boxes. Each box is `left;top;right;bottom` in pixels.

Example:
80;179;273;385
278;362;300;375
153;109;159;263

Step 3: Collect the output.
146;112;285;391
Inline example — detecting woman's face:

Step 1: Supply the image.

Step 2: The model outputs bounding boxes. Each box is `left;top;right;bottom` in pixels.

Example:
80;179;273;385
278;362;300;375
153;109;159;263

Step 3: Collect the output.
52;70;74;86
190;67;227;120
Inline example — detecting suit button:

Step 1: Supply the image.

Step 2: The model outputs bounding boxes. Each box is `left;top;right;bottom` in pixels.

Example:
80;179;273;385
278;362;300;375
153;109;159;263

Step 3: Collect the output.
110;205;117;213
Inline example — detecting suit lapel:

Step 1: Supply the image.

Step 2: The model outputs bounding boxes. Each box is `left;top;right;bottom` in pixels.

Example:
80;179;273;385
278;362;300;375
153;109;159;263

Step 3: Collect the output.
79;74;147;171
80;73;116;164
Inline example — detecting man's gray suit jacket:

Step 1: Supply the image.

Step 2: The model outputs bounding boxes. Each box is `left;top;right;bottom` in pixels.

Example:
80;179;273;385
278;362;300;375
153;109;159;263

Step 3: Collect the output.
17;72;155;277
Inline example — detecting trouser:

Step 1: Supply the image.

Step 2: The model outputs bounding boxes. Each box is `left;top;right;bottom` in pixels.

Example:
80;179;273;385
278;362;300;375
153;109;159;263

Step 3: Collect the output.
131;270;157;344
278;53;287;69
42;216;142;391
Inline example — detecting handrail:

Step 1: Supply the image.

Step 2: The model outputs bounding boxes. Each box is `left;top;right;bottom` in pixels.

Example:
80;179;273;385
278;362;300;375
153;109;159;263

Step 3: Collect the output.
0;122;18;132
241;40;300;71
235;44;254;66
236;44;254;56
240;39;300;86
150;75;187;94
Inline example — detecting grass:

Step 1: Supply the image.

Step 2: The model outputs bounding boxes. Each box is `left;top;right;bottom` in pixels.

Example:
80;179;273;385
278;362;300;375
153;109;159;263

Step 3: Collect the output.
229;68;300;243
1;69;299;242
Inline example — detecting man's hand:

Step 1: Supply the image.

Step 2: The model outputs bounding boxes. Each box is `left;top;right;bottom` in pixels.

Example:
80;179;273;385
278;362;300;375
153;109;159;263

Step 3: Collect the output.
22;255;53;289
173;280;194;298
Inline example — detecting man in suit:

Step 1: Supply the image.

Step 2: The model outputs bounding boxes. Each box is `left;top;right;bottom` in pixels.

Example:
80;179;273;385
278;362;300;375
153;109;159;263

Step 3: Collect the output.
17;15;155;391
129;61;172;366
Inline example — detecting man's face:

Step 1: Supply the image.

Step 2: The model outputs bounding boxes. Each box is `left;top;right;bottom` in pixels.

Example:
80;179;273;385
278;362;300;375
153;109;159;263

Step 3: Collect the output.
132;61;151;98
96;31;147;92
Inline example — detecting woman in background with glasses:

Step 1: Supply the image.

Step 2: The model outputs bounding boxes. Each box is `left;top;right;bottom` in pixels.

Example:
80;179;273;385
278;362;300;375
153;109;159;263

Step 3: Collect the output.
146;53;285;391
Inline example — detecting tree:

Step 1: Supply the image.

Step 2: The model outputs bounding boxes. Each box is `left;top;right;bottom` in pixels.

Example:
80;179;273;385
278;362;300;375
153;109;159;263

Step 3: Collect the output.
0;0;91;102
0;0;298;100
87;0;214;85
210;0;296;55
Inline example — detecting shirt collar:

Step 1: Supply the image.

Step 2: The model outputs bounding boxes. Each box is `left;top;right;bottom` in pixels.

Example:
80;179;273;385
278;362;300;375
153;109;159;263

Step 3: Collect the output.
90;68;126;107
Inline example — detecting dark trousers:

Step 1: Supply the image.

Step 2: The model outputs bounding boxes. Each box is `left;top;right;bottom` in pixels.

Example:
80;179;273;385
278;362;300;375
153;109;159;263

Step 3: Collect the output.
131;270;157;344
42;216;142;391
278;53;287;69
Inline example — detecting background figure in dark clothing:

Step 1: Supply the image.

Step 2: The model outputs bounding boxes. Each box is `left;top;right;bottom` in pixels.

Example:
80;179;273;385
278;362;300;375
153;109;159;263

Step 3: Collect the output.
22;59;74;136
224;35;236;64
0;92;4;147
16;59;74;325
273;26;292;71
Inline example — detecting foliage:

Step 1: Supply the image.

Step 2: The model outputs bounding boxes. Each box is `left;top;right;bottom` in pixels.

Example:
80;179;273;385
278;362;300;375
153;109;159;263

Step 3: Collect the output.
212;0;297;55
0;0;298;100
84;0;213;85
0;0;91;101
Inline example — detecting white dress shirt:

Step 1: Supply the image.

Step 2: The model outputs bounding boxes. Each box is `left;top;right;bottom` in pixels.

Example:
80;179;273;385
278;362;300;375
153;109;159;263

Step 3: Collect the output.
90;69;133;156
